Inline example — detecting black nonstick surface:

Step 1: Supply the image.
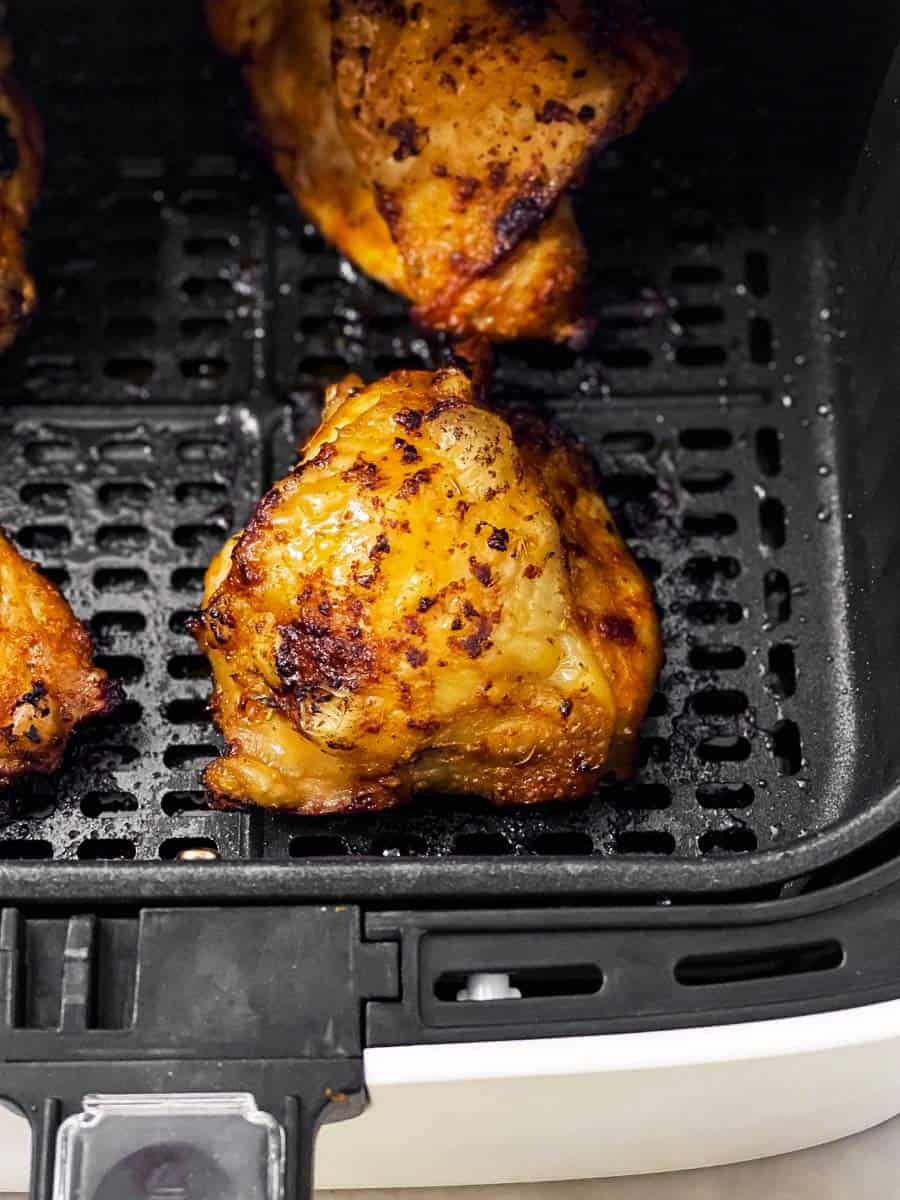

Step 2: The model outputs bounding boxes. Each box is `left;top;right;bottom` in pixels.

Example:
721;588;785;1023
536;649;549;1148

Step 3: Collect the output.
0;0;894;883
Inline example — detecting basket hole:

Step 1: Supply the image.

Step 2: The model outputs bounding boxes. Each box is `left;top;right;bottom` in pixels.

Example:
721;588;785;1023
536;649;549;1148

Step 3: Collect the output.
686;600;743;626
674;305;725;328
104;316;156;341
676;345;726;367
91;611;146;639
161;791;208;815
599;347;652;368
298;354;354;380
177;439;229;464
688;644;746;671
677;939;842;987
745;251;770;298
608;784;671;810
181;356;229;381
616;830;675;855
98;440;152;465
603;473;655;500
289;836;350;857
180;316;230;338
78;838;136;860
0;840;52;859
370;835;428;858
80;790;138;817
679;428;731;450
183;235;233;256
167;655;211;680
181;277;233;301
683;512;737;538
168;609;197;636
94;654;144;683
672;264;723;285
755;427;781;476
759;497;786;549
96;524;149;554
697;783;754;809
104;357;155;384
749;317;773;365
163;744;217;768
681;469;733;495
174;481;228;506
683;555;740;586
76;744;140;769
24;439;76;466
766;643;797;698
165;698;210;725
107;277;158;301
159;837;218;860
764;569;791;624
98;481;153;509
601;431;653;452
699;828;758;854
173;523;227;552
772;719;802;775
20;482;70;511
452;833;511;855
691;689;748;717
529;832;594;855
17;525;71;551
172;566;207;593
697;735;751;763
94;567;149;593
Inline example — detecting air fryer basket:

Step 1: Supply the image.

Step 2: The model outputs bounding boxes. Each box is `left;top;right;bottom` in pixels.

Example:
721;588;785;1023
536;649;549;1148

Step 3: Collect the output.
0;0;898;897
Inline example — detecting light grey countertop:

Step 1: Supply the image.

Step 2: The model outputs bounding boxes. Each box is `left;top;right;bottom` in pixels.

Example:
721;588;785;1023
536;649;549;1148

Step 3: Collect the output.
317;1111;900;1200
4;1110;900;1199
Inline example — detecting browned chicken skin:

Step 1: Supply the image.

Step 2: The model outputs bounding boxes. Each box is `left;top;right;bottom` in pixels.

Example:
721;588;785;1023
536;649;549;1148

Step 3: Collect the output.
0;37;41;352
0;532;118;790
191;349;661;814
207;0;686;344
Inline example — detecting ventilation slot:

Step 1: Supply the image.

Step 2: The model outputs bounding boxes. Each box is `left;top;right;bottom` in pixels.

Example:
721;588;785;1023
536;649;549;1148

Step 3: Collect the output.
435;964;602;1002
290;836;350;857
528;832;594;855
764;569;791;624
759;497;786;549
772;720;803;775
767;644;797;697
689;644;746;671
453;834;511;855
675;939;842;986
616;830;675;854
697;783;754;808
699;828;757;853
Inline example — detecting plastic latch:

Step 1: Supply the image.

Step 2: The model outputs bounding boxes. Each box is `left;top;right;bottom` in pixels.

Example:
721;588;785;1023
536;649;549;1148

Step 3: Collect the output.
456;972;522;1001
53;1093;284;1200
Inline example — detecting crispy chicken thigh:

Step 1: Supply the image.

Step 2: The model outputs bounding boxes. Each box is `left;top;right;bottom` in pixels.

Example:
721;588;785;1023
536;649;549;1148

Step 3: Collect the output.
191;351;661;813
0;532;117;789
207;0;685;344
0;37;41;352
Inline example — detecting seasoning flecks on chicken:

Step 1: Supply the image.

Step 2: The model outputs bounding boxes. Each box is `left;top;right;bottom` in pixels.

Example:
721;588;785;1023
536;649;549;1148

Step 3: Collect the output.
0;532;118;789
191;348;661;814
206;0;686;344
0;37;41;352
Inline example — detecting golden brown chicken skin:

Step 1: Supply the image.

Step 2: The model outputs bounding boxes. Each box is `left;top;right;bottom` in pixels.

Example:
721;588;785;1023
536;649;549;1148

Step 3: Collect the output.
0;531;117;789
207;0;686;344
0;38;41;352
191;352;661;814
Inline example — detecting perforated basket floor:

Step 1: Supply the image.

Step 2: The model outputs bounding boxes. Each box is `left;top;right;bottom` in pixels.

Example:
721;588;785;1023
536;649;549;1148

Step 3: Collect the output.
0;0;852;864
